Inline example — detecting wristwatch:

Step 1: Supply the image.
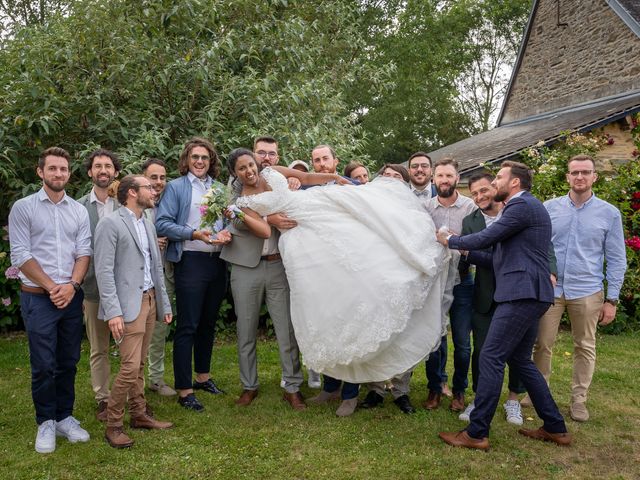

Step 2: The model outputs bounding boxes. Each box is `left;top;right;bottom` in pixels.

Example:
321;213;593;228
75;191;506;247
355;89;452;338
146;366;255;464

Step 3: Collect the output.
604;298;618;306
69;280;81;292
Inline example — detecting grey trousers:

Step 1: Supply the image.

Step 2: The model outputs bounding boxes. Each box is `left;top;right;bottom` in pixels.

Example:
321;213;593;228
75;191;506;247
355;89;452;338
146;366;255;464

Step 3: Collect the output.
231;259;303;393
367;370;413;399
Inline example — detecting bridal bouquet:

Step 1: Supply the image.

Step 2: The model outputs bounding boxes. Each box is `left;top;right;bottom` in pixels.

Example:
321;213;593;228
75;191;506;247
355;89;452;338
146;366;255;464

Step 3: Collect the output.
199;184;245;233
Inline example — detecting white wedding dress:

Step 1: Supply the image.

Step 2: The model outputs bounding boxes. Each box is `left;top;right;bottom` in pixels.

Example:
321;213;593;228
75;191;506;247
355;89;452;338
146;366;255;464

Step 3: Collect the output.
236;168;450;383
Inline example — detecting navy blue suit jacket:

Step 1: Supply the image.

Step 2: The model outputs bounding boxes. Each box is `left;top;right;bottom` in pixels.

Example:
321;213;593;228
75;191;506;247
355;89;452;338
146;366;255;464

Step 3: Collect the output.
448;191;554;304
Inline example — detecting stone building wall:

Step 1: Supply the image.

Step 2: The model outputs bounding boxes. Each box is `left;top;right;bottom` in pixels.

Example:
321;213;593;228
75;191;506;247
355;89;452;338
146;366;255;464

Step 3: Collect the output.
501;0;640;124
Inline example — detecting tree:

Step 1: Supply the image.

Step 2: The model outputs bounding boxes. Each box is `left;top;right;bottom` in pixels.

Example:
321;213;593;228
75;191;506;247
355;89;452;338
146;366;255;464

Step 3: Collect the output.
0;0;371;220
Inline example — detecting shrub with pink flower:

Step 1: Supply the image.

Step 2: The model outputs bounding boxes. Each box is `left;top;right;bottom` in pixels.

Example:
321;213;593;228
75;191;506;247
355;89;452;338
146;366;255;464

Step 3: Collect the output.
4;266;20;280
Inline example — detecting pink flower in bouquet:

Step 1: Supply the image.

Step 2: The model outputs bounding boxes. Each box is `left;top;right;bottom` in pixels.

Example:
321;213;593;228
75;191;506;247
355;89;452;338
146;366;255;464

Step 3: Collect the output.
4;266;20;280
1;297;11;307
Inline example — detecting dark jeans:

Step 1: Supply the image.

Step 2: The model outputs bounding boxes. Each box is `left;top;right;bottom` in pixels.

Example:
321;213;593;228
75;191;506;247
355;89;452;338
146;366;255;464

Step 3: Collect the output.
323;375;359;400
173;251;228;390
471;308;525;394
426;276;473;394
21;289;84;425
467;300;567;439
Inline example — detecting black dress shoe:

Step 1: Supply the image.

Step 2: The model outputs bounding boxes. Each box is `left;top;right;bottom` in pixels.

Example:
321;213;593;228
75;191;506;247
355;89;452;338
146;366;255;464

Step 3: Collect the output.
393;395;416;414
360;390;385;409
178;393;204;412
193;379;225;395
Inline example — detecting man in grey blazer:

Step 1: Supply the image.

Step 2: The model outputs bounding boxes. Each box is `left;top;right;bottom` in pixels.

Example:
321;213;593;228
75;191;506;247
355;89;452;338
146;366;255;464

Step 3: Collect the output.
95;175;173;448
222;149;305;410
77;148;121;421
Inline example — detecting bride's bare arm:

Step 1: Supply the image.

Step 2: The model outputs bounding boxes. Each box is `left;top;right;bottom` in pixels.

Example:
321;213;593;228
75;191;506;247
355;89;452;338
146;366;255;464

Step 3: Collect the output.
238;208;272;239
271;165;351;186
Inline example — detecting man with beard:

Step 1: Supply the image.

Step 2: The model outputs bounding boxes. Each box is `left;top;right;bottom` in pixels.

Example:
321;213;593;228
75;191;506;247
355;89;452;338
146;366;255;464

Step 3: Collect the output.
437;161;570;450
9;147;92;453
408;151;437;203
307;144;360;416
457;173;527;426
77;148;121;421
141;158;177;397
423;158;475;413
95;175;173;448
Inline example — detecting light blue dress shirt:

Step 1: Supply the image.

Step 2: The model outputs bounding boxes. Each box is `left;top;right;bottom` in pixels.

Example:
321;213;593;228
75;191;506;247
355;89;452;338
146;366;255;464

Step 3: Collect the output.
9;188;92;287
544;193;626;300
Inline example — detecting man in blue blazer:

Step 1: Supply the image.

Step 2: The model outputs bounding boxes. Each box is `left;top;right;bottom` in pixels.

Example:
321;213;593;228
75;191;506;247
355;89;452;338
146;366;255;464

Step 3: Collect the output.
436;161;571;450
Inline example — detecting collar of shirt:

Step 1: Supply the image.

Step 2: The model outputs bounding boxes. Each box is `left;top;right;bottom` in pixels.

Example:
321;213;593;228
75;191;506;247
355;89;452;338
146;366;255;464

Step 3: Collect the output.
433;191;466;209
187;171;212;189
567;192;595;209
507;190;526;203
124;206;143;222
89;187;112;206
37;187;69;205
411;182;432;196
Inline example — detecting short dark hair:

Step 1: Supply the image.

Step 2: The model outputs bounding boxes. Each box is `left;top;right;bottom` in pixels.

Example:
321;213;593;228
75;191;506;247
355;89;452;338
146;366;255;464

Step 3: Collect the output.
408;151;432;168
253;136;278;150
39;147;70;169
117;174;145;205
378;163;410;183
141;157;166;172
226;148;256;179
501;160;532;191
433;157;459;173
83;148;122;174
312;144;337;159
343;161;367;178
177;137;220;179
568;154;596;170
468;172;495;190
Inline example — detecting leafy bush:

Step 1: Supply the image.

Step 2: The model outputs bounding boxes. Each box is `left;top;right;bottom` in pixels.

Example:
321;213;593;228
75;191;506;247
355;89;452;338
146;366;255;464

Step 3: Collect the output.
0;228;22;330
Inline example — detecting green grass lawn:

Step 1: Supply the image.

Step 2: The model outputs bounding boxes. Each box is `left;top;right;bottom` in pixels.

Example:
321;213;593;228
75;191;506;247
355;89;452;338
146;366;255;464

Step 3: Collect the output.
1;330;639;480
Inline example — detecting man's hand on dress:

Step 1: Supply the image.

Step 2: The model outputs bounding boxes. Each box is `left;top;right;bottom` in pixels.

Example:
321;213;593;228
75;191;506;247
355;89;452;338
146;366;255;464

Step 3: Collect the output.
599;302;616;326
287;177;301;191
267;213;298;230
49;283;75;309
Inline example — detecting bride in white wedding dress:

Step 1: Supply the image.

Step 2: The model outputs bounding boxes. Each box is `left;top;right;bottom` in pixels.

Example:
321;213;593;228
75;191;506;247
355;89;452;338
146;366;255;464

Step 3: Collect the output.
227;148;450;383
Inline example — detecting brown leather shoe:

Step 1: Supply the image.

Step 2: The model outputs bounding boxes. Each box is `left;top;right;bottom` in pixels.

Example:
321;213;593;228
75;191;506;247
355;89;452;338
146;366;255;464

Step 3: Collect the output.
518;427;572;446
423;390;442;410
283;391;307;411
439;430;489;450
235;389;258;406
130;413;173;430
450;393;465;412
105;426;134;448
96;400;108;422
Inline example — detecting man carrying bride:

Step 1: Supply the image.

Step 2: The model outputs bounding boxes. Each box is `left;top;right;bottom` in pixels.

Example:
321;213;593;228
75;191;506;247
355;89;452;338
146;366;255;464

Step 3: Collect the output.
225;147;450;417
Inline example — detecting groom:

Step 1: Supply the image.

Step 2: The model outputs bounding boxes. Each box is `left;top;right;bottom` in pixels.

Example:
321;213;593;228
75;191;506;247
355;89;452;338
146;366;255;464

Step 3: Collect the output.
436;161;571;450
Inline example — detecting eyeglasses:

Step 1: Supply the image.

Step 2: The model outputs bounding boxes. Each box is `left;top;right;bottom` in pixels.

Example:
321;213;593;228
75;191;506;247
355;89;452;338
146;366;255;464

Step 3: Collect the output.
135;184;154;191
568;170;594;177
190;154;210;162
409;163;431;170
255;150;278;159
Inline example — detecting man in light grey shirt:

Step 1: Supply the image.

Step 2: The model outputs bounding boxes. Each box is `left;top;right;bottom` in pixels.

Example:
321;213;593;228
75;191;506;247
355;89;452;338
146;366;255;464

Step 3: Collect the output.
9;147;92;454
423;157;476;413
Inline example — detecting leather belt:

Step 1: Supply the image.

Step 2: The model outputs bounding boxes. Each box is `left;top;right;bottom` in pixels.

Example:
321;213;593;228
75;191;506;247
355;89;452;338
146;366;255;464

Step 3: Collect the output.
20;284;48;294
261;253;281;262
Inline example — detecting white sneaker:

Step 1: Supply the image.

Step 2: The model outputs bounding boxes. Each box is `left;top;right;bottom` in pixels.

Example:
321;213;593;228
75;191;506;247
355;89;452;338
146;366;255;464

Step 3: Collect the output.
280;377;286;389
35;420;56;453
308;369;321;389
56;416;90;443
458;401;475;422
504;400;524;425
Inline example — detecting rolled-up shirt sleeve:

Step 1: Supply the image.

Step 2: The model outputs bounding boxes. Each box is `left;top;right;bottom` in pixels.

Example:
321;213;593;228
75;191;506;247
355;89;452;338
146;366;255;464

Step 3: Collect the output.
8;198;33;268
75;208;92;258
